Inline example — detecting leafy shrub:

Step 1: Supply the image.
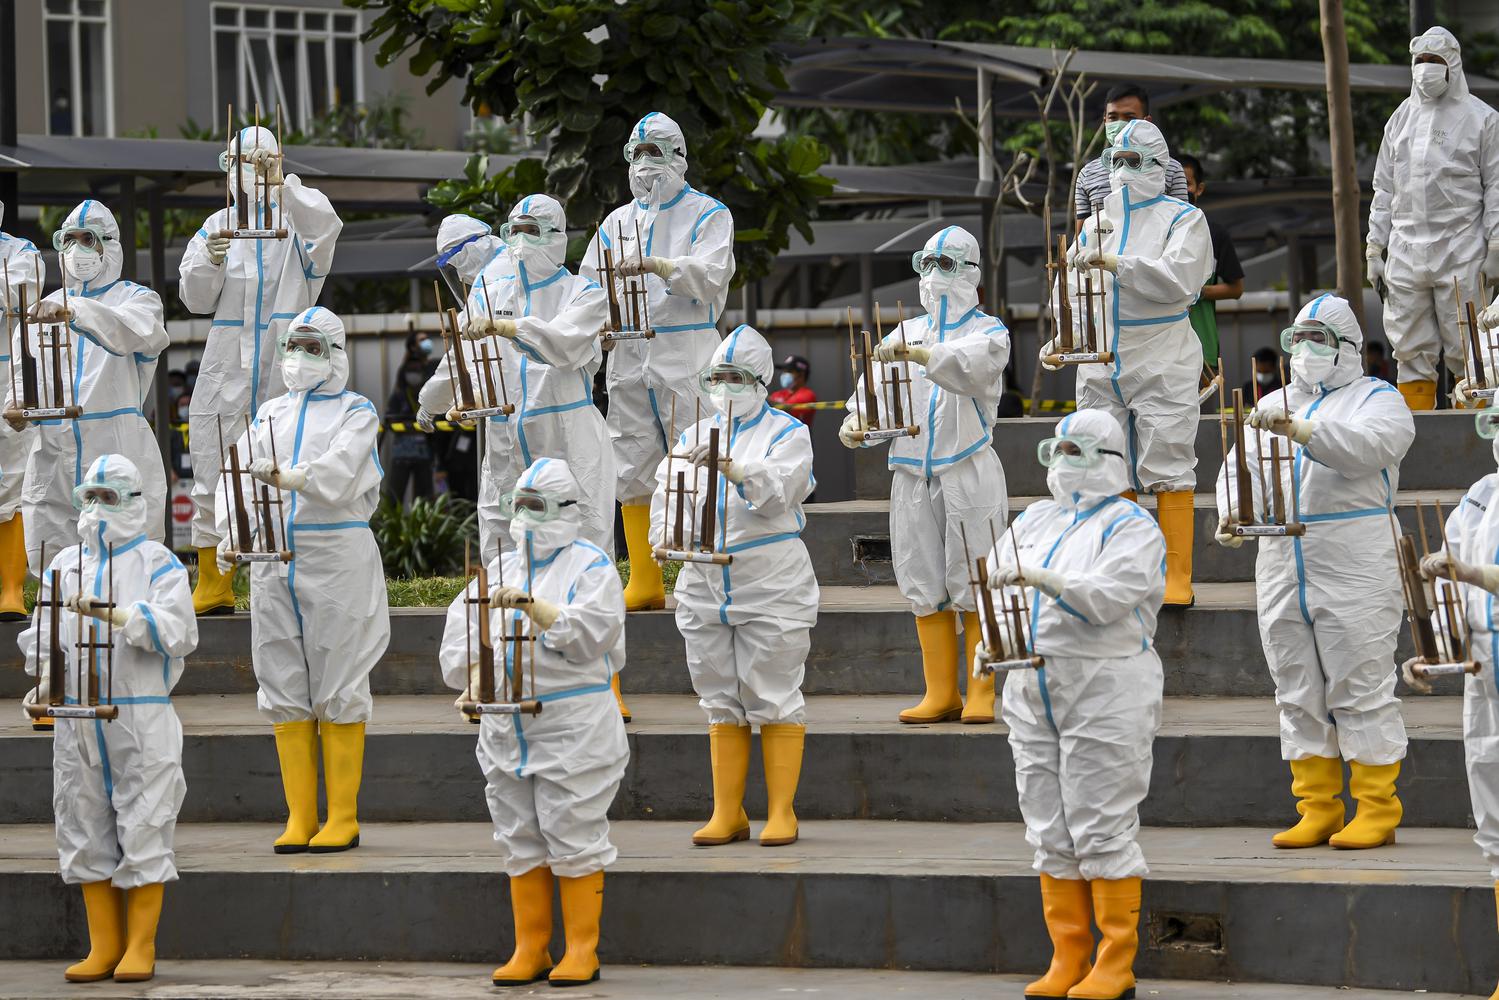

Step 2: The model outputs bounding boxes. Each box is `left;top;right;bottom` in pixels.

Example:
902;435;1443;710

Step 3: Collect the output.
372;493;478;579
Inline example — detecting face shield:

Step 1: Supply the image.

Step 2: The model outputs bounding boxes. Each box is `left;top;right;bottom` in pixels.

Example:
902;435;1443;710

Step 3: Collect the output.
435;233;488;303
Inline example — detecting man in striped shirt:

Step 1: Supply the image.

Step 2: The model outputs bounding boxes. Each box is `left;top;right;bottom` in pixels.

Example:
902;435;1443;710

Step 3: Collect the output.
1074;85;1189;232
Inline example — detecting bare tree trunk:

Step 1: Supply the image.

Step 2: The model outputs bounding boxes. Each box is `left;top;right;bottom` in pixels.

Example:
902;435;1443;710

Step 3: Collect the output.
1320;0;1366;329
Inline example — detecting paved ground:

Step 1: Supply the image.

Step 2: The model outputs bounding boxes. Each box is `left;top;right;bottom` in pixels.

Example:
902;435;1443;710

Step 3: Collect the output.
0;961;1477;999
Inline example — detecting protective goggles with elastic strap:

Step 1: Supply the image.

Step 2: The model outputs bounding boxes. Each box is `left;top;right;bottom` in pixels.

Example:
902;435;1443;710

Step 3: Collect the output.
1279;321;1341;356
1477;411;1499;440
499;218;560;247
1103;148;1152;171
277;326;339;359
911;249;978;276
71;480;142;512
623;138;677;165
1037;436;1125;469
498;488;577;522
52;226;111;253
697;364;763;394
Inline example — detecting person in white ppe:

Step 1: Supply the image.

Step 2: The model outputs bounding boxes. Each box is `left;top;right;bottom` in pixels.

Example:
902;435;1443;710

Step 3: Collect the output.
651;325;817;847
580;111;735;614
837;225;1010;726
981;408;1164;1000
180;124;342;613
1367;26;1499;411
1045;118;1212;607
21;453;198;983
0;201;41;620
1214;293;1412;850
439;458;627;988
1414;409;1499;1000
6;201;169;575
216;305;389;854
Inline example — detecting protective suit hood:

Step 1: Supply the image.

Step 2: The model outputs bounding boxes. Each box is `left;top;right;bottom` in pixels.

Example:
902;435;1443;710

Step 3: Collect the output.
58;200;123;293
628;111;690;205
1108;119;1169;201
78;453;148;550
709;324;772;418
436;213;502;288
1290;293;1363;393
224;125;280;204
284;306;350;395
507;193;569;271
510;458;582;557
1047;409;1131;510
1410;26;1470;102
919;225;982;321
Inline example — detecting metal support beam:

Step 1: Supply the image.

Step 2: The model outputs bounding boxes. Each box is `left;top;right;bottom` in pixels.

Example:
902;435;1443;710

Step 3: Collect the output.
148;189;173;544
117;176;137;282
0;0;16;220
858;254;874;334
1320;0;1366;330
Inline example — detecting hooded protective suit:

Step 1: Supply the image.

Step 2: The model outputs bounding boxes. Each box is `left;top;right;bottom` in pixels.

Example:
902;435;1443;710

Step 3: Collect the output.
439;458;628;878
9;201;169;573
179;125;342;548
984;409;1165;881
0;209;41;524
580;112;736;506
420;200;615;564
1215;295;1412;766
21;453;198;888
217;306;390;725
652;325;818;726
1059;119;1212;495
1367;27;1499;388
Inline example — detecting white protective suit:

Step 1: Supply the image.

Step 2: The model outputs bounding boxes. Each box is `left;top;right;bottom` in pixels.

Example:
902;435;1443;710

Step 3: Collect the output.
986;409;1166;880
1367;27;1499;385
9;201;169;572
846;226;1010;616
0;208;41;520
580;112;735;505
1215;294;1412;765
1062;119;1212;493
419;199;615;563
651;325;818;725
180;126;342;548
439;458;628;877
218;306;390;724
21;453;198;887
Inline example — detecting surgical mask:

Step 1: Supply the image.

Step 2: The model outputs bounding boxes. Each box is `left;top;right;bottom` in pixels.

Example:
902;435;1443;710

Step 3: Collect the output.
708;382;761;418
79;500;146;547
778;372;795;390
629;161;676;203
63;245;105;282
1289;344;1338;388
282;352;331;392
417;338;433;357
1104;120;1129;144
1413;63;1448;99
1046;462;1117;509
508;508;579;554
1255;371;1276;386
919;269;977;319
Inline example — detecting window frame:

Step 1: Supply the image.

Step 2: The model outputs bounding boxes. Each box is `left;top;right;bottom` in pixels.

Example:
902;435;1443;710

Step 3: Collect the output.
209;2;365;132
41;0;116;138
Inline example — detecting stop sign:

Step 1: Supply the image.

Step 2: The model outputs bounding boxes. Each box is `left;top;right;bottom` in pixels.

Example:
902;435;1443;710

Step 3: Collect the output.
172;492;193;525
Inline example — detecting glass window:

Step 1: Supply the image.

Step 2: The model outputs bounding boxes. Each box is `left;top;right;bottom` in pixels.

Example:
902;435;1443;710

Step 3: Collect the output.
213;6;236;26
44;0;72;14
43;0;111;136
77;18;107;136
79;0;104;16
213;4;363;131
245;8;267;28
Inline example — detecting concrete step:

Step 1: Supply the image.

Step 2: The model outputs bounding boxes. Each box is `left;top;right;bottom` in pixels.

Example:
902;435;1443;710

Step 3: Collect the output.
853;412;1486;499
0;695;1471;828
806;490;1466;586
0;959;1474;999
0;585;1441;701
2;820;1493;995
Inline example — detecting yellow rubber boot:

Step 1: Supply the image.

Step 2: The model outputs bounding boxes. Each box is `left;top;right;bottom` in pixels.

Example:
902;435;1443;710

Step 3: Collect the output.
112;883;163;983
64;881;125;982
1489;882;1499;1000
492;866;554;986
899;610;963;724
1068;877;1141;1000
0;512;27;621
759;723;805;847
272;720;320;854
1271;756;1345;849
1119;490;1138;503
1157;491;1195;607
620;504;665;610
611;672;631;723
1397;379;1436;411
692;723;752;845
191;546;236;615
960;610;995;724
1025;875;1093;999
1329;760;1402;849
309;721;364;852
549;871;604;987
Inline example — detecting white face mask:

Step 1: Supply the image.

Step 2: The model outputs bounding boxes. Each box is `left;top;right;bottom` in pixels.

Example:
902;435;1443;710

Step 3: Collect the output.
919;270;978;320
1046;461;1118;509
708;382;762;418
281;353;331;392
628;161;678;203
1255;371;1276;386
64;245;105;282
79;500;146;547
1413;62;1449;99
508;509;579;554
1290;346;1339;388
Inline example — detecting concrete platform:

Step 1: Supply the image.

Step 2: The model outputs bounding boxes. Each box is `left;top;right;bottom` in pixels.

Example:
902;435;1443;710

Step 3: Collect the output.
0;960;1476;999
2;821;1494;994
0;695;1474;828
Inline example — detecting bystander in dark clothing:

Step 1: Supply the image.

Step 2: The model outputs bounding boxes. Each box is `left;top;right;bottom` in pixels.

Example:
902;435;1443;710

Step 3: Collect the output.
384;332;439;505
1179;154;1246;366
1365;341;1394;383
1242;346;1284;403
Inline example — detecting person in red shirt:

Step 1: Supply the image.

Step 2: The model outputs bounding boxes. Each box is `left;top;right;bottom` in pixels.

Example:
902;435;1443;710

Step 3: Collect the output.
771;355;817;426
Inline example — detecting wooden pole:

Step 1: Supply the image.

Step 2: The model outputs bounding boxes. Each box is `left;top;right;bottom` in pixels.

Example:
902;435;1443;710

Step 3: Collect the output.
1320;0;1366;330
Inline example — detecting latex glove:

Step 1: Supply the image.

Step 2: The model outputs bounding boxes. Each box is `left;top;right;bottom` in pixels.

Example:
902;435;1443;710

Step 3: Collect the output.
454;660;483;711
1399;656;1434;696
30;300;70;324
1420;552;1499;592
1480;297;1499;333
22;684;46;722
1454;378;1480;407
215;536;235;574
1365;245;1385;285
1246;407;1313;444
1038;338;1064;372
249;146;283;185
1071;245;1118;273
872;339;931;365
838;412;867;449
248;458;306;491
1214;516;1245;549
415;407;437;433
463;316;517;341
493;585;560;630
446;406;477;431
206;233;232;265
1483;241;1499;281
619;255;675;280
5;412;26;432
67;593;130;627
973;646;996;679
989;564;1065;598
686;442;747;483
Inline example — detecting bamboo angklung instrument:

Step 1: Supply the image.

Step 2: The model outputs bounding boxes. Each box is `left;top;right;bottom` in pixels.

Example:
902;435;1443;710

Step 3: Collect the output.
655;397;733;565
1395;500;1481;680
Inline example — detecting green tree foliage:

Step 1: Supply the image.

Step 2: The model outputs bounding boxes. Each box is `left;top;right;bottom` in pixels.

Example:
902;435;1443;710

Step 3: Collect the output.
350;0;833;285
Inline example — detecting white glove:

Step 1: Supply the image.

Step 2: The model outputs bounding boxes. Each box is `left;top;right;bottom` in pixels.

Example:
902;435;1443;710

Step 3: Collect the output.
1215;516;1245;549
67;593;131;627
248;457;307;492
989;563;1066;598
455;660;483;711
492;585;560;630
463;316;517;341
1483;241;1499;282
1038;338;1064;372
249;146;283;185
1480;297;1499;333
1400;656;1434;696
619;256;675;280
1070;245;1118;273
1454;378;1477;407
1420;552;1499;592
1365;245;1385;284
415;407;437;433
206;233;232;265
872;340;931;365
686;442;747;484
215;536;235;574
446;406;477;430
30;300;70;324
1246;407;1313;444
838;412;867;449
22;683;46;722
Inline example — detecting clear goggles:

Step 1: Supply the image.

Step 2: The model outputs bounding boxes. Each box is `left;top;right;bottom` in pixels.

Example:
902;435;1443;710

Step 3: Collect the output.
1279;321;1341;356
1477;411;1499;440
278;327;337;360
1103;148;1150;171
497;488;577;522
1037;436;1125;469
697;364;762;394
911;249;978;276
71;480;141;512
623;138;677;165
499;218;559;247
52;226;110;253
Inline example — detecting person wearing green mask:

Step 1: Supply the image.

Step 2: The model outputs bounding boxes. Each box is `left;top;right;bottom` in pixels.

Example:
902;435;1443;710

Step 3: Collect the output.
1178;153;1245;368
1074;85;1190;233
